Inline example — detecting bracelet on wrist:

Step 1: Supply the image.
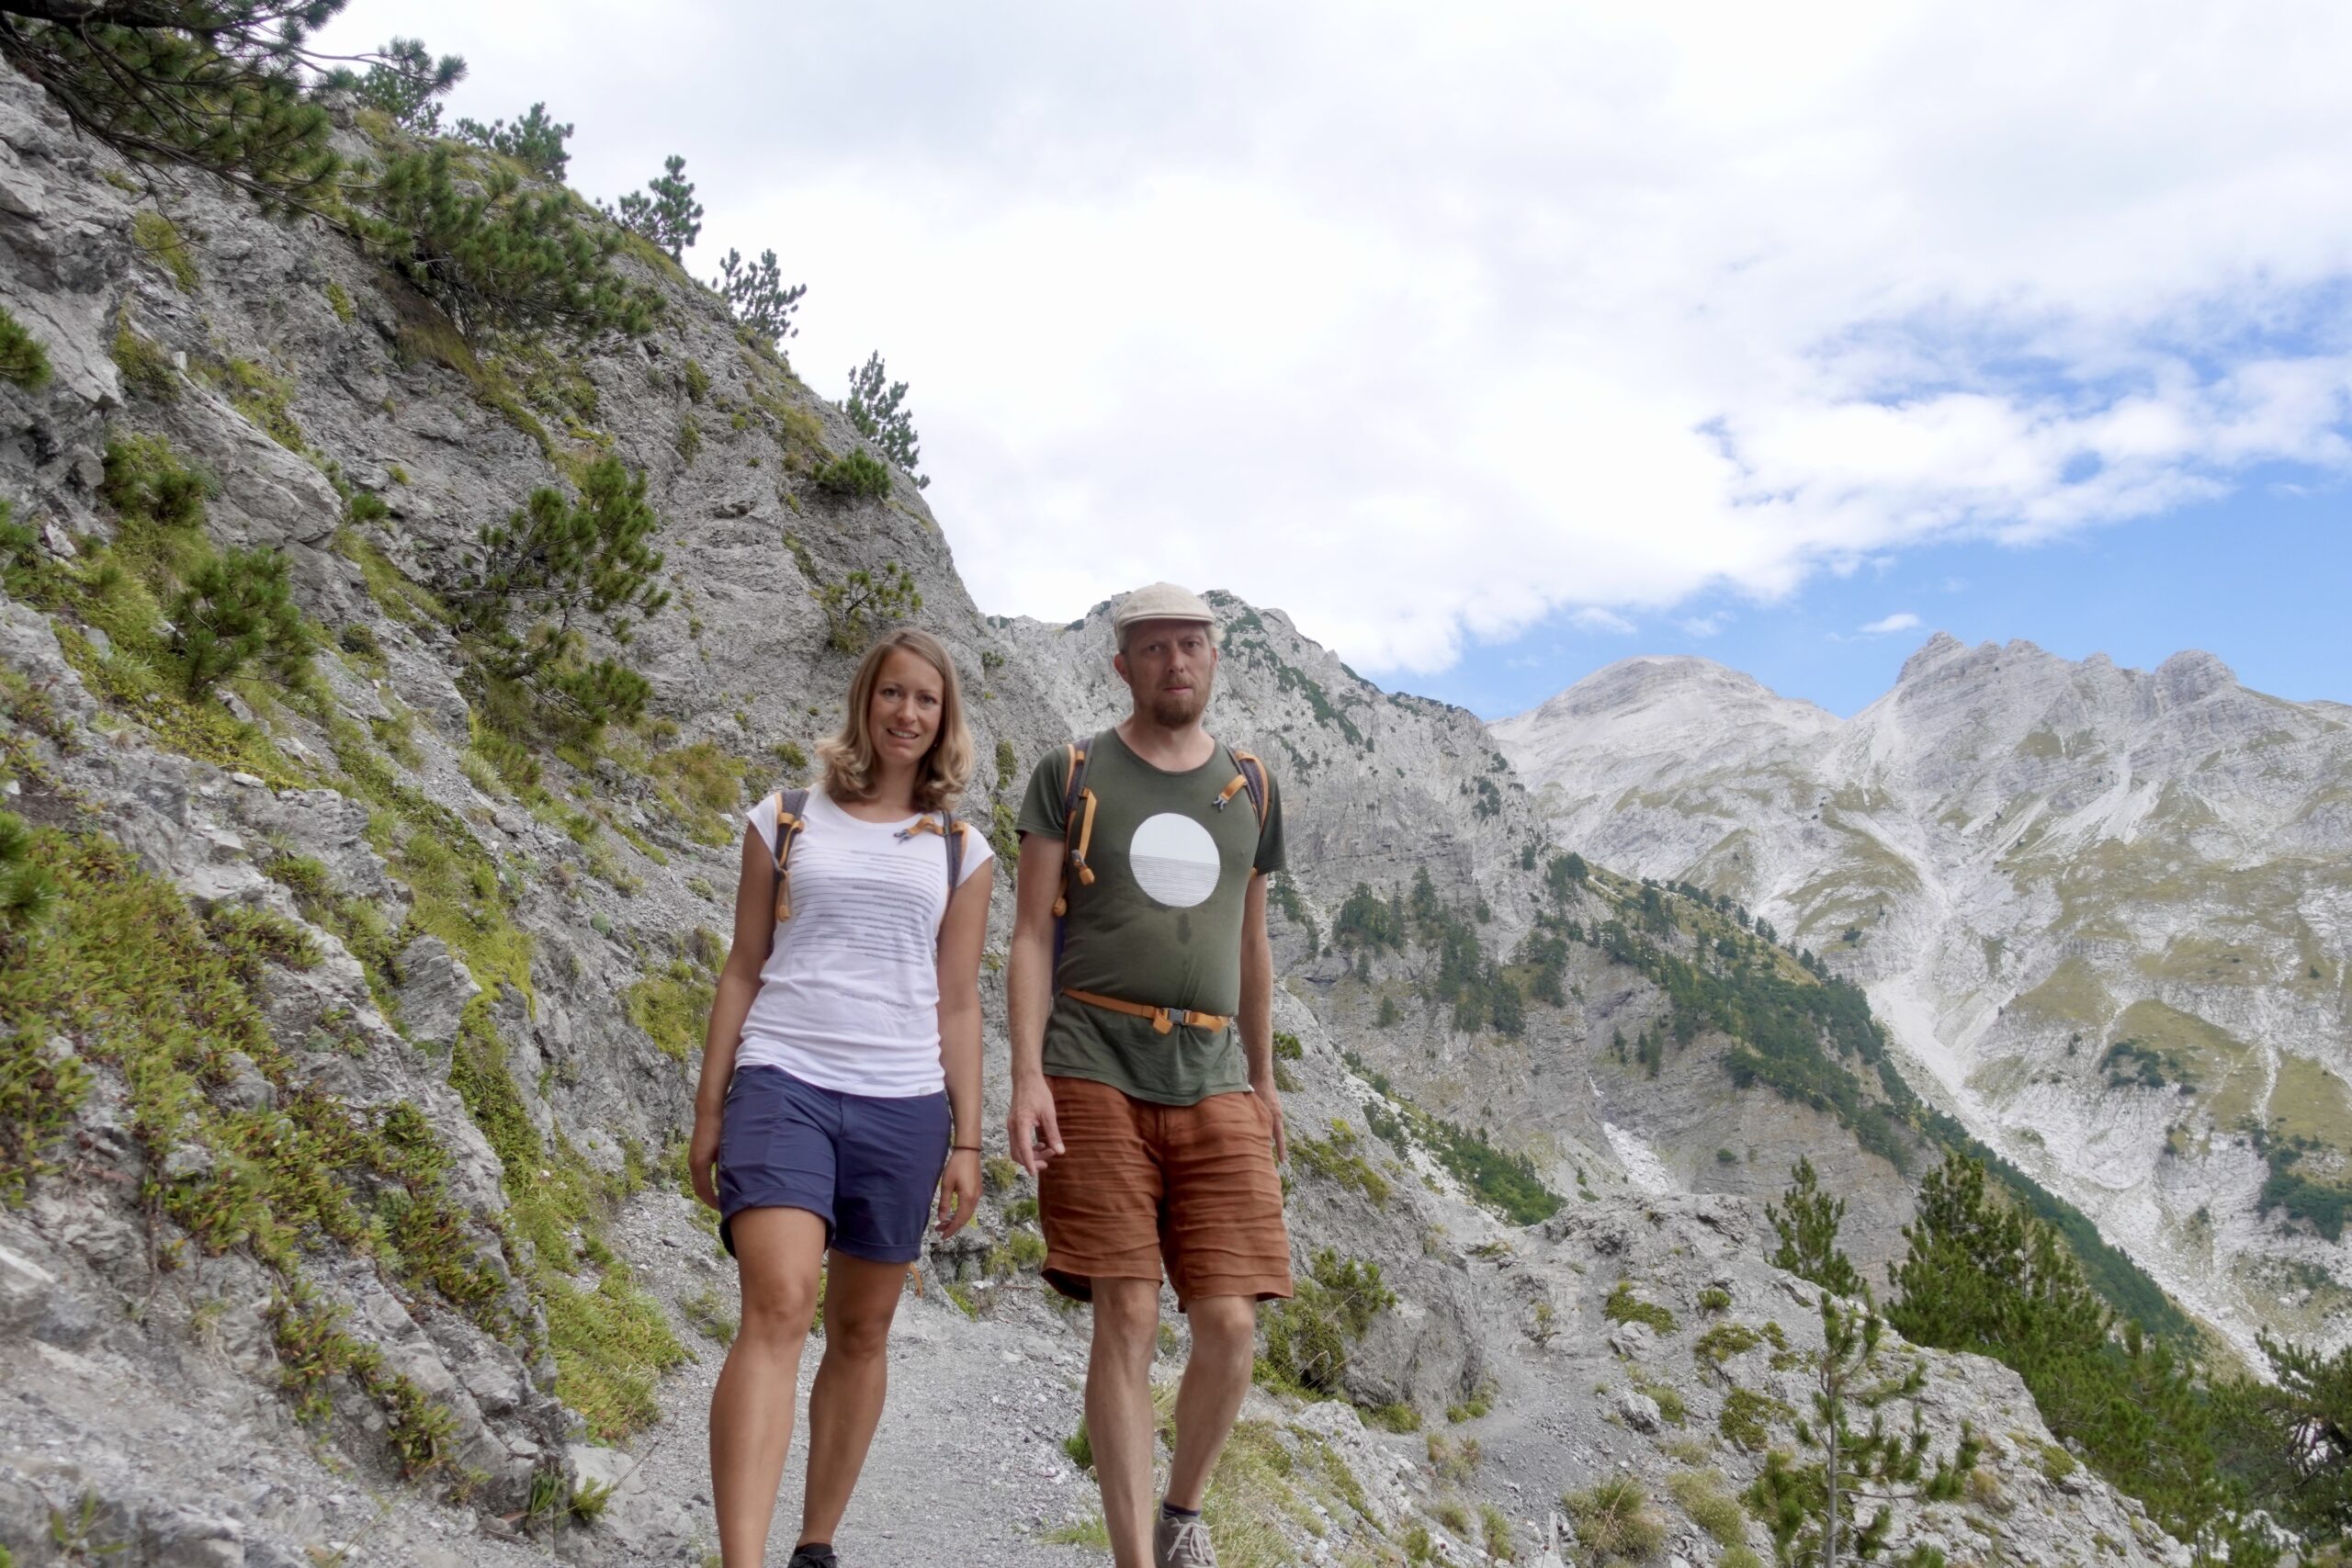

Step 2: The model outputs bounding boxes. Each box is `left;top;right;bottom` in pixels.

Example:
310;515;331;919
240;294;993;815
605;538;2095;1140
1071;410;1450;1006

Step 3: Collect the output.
951;1144;983;1154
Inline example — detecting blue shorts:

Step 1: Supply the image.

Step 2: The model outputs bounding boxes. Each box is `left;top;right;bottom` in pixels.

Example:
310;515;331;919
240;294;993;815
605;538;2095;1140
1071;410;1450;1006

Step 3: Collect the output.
717;1066;952;1264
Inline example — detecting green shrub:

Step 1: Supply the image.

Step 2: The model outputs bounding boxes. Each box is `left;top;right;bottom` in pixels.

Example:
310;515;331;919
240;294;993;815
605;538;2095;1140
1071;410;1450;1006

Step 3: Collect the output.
455;102;574;178
364;144;660;339
132;210;198;291
1604;1280;1676;1336
110;311;179;401
813;558;921;654
1565;1476;1664;1565
171;545;310;696
1292;1121;1390;1205
811;448;892;502
1258;1248;1394;1397
0;306;51;390
1718;1387;1790;1451
1698;1286;1733;1314
1666;1469;1747;1547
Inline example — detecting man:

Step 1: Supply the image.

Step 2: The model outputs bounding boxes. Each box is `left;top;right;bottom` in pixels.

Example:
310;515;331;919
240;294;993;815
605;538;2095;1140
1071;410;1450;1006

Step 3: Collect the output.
1007;582;1293;1568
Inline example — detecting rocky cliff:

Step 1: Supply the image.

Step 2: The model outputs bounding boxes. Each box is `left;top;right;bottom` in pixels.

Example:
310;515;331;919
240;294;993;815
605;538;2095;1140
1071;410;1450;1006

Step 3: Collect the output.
0;59;2201;1568
1496;639;2352;1363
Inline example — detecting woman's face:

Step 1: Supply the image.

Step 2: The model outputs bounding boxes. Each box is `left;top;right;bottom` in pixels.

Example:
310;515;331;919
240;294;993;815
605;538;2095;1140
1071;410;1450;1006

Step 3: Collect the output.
869;647;945;771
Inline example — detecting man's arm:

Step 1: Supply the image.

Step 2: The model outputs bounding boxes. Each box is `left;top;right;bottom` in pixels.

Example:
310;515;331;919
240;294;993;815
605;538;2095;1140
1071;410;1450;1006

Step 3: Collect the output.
1238;870;1285;1162
1005;830;1066;1174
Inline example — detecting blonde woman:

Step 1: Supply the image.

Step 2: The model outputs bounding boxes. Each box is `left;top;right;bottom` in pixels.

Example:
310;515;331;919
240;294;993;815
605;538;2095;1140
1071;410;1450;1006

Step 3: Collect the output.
687;626;994;1568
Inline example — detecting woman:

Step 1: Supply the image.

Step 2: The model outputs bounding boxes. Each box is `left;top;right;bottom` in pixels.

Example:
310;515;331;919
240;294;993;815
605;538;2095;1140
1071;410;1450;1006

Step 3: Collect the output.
688;626;994;1568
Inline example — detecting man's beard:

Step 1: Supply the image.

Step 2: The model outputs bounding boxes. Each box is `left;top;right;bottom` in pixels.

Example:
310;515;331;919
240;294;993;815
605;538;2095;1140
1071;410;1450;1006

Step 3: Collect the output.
1145;681;1211;728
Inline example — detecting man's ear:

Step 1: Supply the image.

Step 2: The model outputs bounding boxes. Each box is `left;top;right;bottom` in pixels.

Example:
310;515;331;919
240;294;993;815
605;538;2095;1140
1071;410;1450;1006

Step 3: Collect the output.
1113;649;1129;684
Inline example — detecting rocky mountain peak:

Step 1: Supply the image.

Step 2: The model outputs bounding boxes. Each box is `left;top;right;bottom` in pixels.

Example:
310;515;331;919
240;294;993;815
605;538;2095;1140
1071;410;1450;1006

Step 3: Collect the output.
2154;647;2238;705
1895;629;1968;682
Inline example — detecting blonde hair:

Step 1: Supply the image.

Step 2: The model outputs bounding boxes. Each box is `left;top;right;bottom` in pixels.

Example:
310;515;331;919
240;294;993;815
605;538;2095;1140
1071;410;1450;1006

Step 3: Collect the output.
816;626;973;814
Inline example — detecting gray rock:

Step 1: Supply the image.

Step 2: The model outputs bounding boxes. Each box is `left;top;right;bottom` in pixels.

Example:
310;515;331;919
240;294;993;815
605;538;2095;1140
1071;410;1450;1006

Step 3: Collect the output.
395;935;481;1047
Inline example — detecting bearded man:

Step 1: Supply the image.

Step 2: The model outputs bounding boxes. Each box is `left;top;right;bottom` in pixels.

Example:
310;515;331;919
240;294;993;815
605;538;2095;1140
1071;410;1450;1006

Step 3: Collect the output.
1005;582;1292;1568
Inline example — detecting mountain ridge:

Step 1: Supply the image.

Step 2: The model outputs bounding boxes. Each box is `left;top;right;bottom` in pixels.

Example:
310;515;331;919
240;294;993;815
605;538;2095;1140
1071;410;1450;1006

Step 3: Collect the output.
1496;628;2352;1364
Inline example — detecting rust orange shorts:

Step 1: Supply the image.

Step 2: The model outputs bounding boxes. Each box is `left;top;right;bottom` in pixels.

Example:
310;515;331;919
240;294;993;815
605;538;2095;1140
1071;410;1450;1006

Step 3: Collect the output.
1037;1075;1294;1310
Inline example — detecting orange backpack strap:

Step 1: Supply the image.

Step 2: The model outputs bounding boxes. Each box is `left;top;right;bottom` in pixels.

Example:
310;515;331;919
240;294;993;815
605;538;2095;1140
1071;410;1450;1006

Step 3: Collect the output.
898;810;969;902
1053;735;1099;919
767;787;810;921
1213;746;1270;827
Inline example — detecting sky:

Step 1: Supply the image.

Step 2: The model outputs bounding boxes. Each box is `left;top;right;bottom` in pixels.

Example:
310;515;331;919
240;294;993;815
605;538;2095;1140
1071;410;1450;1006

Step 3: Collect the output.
315;1;2352;718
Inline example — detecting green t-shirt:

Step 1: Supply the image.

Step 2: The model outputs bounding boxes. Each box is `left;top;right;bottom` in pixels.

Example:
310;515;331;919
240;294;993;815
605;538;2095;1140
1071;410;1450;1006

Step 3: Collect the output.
1017;728;1285;1106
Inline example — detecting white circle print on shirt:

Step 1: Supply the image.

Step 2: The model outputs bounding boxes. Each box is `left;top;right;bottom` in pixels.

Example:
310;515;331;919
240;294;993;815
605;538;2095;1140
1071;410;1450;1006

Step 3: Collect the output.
1129;813;1221;908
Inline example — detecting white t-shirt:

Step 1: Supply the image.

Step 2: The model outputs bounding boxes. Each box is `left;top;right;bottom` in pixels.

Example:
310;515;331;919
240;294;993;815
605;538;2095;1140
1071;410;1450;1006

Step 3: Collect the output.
733;786;993;1097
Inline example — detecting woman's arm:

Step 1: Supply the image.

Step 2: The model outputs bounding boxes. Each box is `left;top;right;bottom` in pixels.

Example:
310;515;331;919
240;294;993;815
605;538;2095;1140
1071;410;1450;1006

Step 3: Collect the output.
687;826;779;1210
933;852;995;1236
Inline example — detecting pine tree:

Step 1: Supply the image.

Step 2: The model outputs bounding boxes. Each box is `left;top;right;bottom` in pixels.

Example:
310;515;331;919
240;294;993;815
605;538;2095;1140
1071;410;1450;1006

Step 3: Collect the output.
713;247;806;345
1885;1153;2237;1544
843;352;928;489
454;102;573;179
172;545;310;696
1769;1156;1866;1298
334;35;464;132
365;144;660;338
1745;1293;1977;1568
0;2;439;208
452;456;669;680
616;154;702;261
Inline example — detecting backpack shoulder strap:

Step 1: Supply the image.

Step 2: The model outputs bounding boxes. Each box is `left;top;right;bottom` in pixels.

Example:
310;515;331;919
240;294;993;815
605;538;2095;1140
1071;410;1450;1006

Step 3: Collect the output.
940;809;966;896
1213;745;1271;827
1054;734;1100;919
767;787;810;921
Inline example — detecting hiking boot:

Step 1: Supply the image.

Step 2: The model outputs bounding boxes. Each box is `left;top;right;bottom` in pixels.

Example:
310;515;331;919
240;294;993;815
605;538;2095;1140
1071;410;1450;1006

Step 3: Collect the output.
1154;1511;1216;1568
786;1545;837;1568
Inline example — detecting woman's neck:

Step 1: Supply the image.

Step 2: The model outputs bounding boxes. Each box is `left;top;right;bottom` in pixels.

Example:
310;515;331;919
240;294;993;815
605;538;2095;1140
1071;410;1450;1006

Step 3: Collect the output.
855;757;922;817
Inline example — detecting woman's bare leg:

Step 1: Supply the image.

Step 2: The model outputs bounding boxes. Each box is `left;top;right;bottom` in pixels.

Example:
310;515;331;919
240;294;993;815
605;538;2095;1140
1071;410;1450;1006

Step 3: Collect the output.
796;1251;910;1548
710;1208;829;1566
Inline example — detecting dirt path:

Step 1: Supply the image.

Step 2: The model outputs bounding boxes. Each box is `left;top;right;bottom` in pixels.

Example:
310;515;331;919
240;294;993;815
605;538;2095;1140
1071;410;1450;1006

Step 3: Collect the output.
603;1188;1114;1567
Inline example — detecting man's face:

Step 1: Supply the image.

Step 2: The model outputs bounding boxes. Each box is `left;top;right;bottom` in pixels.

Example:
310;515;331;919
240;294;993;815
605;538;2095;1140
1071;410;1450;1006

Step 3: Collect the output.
1115;619;1218;728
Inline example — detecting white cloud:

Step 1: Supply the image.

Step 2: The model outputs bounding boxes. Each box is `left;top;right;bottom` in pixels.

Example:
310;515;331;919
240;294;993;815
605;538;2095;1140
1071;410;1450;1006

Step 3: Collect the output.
1679;613;1730;638
1571;607;1638;636
318;0;2352;672
1860;612;1924;636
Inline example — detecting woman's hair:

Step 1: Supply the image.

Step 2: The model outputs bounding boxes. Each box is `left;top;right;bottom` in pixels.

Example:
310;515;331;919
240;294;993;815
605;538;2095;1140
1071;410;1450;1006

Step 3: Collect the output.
816;626;974;813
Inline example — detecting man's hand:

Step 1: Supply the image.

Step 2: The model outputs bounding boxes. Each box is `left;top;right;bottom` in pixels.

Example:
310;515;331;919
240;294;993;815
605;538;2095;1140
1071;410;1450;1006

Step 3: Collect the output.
1007;1074;1064;1177
936;1149;982;1237
1250;1077;1288;1164
687;1108;722;1211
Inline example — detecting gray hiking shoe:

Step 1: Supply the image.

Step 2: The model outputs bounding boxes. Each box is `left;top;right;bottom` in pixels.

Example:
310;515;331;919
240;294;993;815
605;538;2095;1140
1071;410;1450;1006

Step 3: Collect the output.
1154;1511;1217;1568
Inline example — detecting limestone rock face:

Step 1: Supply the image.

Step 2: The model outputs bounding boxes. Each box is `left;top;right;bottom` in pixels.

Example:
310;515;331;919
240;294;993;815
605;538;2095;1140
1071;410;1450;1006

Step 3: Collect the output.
1497;642;2352;1359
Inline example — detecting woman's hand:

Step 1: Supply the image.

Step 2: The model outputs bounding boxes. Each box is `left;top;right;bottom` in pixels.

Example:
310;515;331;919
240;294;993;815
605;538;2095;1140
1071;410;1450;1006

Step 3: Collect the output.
688;1107;723;1212
936;1148;982;1237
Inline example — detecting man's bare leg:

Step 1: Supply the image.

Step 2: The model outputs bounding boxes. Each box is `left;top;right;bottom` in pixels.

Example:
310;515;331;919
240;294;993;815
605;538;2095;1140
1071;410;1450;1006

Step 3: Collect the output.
1087;1277;1164;1568
1164;1293;1256;1511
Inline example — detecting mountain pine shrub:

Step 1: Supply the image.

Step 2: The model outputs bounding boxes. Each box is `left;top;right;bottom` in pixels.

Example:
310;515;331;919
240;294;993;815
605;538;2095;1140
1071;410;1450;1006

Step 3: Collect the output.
1743;1293;1977;1568
0;2;415;209
171;545;311;696
811;448;894;503
714;247;807;346
1767;1156;1866;1298
616;153;701;261
365;145;661;340
0;305;52;390
813;559;922;654
456;102;573;178
845;352;929;489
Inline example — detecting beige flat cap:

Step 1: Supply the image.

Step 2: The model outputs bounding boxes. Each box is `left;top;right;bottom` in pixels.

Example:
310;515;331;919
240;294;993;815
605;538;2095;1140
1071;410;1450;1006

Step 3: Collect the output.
1111;581;1216;643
